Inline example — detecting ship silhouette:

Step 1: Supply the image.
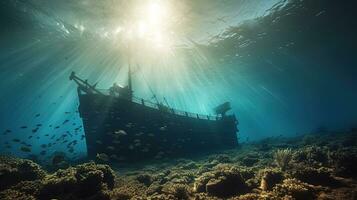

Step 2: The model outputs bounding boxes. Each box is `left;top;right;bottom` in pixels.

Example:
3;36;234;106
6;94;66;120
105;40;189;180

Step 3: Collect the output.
70;67;238;162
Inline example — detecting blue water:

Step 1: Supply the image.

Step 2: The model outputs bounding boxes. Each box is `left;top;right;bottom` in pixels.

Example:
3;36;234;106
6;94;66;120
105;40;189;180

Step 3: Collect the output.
1;0;357;160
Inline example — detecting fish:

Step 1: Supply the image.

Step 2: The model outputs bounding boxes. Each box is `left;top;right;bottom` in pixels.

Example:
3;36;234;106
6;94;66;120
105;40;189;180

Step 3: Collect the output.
62;120;69;124
32;128;38;133
135;132;144;136
36;124;42;127
20;146;31;152
41;144;47;148
12;139;20;142
114;130;127;136
96;153;109;162
44;134;49;136
20;126;28;129
28;136;33;139
35;113;40;117
107;146;115;151
126;123;133;128
54;126;60;129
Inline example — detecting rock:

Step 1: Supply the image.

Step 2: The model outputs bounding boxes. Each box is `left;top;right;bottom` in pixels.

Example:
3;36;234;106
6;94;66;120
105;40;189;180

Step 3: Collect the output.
39;162;115;200
205;173;248;197
290;167;338;186
162;183;191;200
293;146;328;166
194;167;249;197
135;174;153;186
273;178;315;200
259;168;284;191
146;182;163;195
0;156;46;191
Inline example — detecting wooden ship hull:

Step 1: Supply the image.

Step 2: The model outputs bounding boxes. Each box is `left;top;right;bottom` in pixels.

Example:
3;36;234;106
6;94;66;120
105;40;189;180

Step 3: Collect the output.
71;72;239;162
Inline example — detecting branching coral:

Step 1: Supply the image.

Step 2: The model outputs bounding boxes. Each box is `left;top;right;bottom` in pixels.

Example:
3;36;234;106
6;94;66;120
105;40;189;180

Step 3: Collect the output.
274;148;293;171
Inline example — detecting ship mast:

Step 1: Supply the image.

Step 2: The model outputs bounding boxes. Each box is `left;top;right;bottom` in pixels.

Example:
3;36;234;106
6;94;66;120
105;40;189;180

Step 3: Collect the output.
127;46;133;101
128;61;133;100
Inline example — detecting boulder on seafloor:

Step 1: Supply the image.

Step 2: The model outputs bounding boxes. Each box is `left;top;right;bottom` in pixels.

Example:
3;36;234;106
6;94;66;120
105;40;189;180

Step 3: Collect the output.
39;162;115;200
273;178;315;200
0;156;46;191
135;173;153;186
289;166;338;186
194;166;250;197
259;168;284;191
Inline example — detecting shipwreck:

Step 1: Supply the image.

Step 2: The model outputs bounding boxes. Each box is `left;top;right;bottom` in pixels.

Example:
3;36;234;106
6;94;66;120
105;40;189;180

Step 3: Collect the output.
70;68;238;162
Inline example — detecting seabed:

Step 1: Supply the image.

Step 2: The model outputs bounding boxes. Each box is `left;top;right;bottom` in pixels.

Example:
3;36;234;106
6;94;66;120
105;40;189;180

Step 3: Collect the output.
0;130;356;200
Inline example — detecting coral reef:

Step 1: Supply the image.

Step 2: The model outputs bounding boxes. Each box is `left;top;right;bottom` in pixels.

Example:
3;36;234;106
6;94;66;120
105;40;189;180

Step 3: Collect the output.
1;131;357;199
0;158;115;200
39;162;115;199
0;156;46;190
273;178;315;200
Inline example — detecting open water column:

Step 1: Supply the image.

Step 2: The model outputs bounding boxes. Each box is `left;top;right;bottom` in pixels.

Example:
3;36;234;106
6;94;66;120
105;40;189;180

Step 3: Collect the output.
0;0;357;199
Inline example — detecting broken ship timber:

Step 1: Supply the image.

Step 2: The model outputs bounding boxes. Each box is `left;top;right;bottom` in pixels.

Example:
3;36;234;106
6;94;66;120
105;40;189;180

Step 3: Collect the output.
70;71;238;162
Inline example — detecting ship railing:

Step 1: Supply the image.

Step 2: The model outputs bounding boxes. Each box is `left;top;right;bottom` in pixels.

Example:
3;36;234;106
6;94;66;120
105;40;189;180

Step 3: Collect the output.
96;89;221;121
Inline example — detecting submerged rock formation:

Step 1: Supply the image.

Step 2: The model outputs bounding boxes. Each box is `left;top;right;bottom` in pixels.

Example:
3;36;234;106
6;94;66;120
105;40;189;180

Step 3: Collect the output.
0;157;115;200
0;156;46;191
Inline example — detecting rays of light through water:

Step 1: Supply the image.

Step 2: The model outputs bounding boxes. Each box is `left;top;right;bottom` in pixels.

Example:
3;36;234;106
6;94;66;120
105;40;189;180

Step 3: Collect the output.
1;0;313;159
